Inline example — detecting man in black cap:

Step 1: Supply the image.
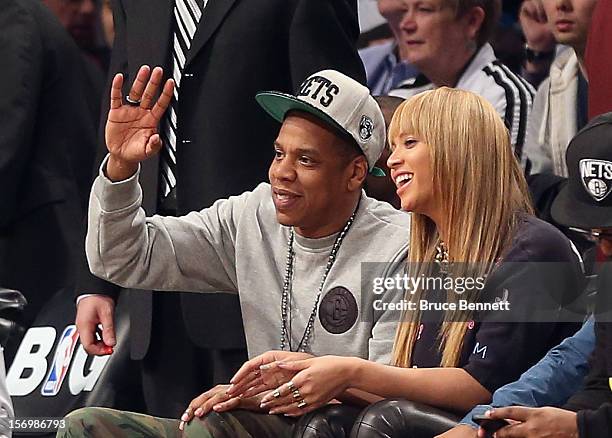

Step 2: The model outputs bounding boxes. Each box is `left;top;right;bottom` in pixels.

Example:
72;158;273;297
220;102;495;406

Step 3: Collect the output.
476;112;612;438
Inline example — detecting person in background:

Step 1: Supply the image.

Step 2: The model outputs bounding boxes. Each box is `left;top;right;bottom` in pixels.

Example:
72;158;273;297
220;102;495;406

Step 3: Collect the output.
468;113;612;438
385;0;535;170
0;0;98;362
358;0;420;95
42;0;110;72
524;0;597;177
365;95;404;209
100;0;113;48
584;0;612;118
518;0;556;87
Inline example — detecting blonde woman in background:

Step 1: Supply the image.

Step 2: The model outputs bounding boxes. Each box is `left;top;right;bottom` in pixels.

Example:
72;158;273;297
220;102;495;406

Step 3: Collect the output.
228;88;584;438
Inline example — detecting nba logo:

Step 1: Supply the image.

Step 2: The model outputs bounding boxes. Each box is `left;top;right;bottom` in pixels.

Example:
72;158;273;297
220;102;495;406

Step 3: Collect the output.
41;325;79;396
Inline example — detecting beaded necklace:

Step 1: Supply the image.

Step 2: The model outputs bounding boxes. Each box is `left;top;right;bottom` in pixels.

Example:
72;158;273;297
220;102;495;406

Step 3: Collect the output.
280;210;357;352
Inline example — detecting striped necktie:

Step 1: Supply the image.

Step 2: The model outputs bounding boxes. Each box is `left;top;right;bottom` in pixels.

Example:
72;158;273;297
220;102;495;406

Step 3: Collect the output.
159;0;207;204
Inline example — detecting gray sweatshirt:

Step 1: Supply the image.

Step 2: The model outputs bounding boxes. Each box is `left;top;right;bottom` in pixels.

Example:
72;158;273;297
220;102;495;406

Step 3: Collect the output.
86;161;410;363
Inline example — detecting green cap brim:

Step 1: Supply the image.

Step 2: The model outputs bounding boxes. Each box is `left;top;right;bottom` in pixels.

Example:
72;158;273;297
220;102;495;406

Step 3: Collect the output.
255;91;348;139
255;91;380;174
370;167;386;177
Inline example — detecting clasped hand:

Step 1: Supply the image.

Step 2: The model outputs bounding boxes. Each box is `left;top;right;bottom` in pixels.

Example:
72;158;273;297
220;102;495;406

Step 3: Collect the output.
227;351;356;417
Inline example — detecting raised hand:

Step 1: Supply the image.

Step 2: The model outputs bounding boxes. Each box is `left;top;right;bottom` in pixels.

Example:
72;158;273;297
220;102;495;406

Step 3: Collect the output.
519;0;555;53
105;65;174;181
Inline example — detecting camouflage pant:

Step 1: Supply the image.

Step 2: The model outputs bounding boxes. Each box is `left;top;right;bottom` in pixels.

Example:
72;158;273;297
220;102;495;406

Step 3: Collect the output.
56;407;297;438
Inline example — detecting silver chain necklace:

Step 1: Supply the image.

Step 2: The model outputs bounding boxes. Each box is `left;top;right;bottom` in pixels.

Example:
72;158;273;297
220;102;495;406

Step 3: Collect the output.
280;210;357;352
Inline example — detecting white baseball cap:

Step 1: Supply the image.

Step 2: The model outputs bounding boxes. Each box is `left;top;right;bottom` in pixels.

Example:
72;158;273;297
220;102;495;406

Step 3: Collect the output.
255;69;386;175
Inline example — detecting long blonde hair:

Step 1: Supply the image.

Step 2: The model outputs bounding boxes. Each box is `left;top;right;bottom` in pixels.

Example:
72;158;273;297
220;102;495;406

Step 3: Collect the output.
390;88;533;368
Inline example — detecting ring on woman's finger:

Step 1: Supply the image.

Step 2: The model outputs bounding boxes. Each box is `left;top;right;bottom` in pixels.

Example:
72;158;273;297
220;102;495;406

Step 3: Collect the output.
287;381;296;392
273;389;281;398
125;95;141;106
297;400;307;409
292;390;301;399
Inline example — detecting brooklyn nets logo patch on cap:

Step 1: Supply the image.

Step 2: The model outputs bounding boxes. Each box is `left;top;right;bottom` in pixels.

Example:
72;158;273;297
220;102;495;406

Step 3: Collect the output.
359;115;374;141
580;159;612;202
319;287;358;334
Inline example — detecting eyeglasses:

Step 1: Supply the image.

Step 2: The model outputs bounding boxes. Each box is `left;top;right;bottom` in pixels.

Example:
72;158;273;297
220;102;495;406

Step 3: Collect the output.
569;227;612;242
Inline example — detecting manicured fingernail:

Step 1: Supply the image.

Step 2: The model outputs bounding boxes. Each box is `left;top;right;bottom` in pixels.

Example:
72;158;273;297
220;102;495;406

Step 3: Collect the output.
178;421;185;431
181;413;189;422
269;409;278;415
195;408;203;417
213;404;222;411
260;364;271;370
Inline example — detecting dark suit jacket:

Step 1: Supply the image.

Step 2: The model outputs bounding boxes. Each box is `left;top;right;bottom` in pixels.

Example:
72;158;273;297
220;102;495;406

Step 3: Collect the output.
79;0;367;360
0;0;99;328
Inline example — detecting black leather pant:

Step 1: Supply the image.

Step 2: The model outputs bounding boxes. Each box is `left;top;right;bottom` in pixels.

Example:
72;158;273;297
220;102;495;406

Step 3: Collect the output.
349;399;461;438
293;404;363;438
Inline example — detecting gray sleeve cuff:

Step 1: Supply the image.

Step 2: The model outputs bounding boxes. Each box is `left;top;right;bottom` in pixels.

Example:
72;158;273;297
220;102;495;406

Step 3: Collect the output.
93;154;142;212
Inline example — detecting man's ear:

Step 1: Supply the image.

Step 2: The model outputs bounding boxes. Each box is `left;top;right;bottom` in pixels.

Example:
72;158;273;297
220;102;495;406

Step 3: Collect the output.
347;155;368;192
465;6;485;42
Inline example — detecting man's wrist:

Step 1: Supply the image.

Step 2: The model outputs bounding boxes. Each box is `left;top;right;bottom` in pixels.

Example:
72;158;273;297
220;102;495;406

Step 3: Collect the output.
524;43;555;63
106;154;139;182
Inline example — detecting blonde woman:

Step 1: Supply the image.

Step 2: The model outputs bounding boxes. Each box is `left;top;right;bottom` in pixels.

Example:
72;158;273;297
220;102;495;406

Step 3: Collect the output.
229;88;583;437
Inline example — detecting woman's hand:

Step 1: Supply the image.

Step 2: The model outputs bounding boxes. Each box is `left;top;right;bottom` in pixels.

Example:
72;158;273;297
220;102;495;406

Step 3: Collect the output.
104;65;174;180
227;350;313;399
259;356;359;416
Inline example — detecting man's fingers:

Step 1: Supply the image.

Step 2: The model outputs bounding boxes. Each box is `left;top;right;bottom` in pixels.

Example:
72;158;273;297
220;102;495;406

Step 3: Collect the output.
127;65;151;103
110;73;124;110
140;67;164;109
534;0;547;22
494;423;524;438
241;383;270;399
145;134;162;157
98;306;116;347
487;407;532;422
195;393;230;417
269;398;310;417
76;323;109;356
283;401;321;417
151;79;175;121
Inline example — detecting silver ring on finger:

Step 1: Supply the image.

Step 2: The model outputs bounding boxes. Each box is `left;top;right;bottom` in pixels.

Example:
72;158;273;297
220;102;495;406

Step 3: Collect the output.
272;389;281;398
125;95;141;106
287;381;296;392
292;389;302;400
297;400;307;409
